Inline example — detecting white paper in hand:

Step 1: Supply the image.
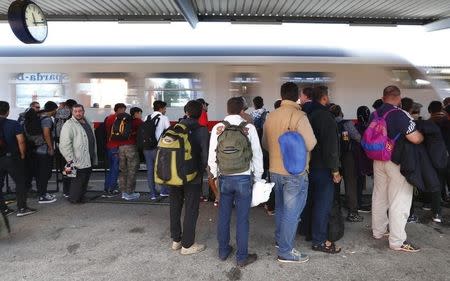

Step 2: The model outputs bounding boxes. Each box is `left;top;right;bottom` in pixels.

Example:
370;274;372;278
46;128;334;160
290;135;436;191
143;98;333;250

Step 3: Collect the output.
251;179;275;207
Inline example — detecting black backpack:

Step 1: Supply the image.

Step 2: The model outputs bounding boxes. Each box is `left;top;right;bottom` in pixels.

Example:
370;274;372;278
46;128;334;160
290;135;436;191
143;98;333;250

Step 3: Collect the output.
110;113;132;141
137;114;160;151
95;117;108;164
328;188;345;242
0;118;7;157
24;110;46;147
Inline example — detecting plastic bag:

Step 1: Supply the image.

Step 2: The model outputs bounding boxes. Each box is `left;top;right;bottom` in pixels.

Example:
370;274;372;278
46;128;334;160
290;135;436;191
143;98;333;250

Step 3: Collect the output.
251;179;275;207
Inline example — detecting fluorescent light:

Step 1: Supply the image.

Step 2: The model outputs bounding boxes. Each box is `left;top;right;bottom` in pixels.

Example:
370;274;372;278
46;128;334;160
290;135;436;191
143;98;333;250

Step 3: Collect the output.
415;79;430;85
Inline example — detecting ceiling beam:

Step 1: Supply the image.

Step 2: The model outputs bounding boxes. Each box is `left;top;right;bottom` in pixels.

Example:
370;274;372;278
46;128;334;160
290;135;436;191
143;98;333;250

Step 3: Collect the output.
173;0;198;28
424;18;450;32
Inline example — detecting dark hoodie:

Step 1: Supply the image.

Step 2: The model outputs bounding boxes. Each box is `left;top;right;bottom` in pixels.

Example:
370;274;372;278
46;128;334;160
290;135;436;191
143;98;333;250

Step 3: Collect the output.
179;117;209;184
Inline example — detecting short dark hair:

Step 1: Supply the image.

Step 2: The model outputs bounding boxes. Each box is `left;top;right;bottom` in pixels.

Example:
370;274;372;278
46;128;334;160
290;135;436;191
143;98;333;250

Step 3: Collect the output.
312;85;328;102
372;99;383;109
428;100;443;114
184;100;202;119
280;82;299;102
302;87;313;99
153;100;167;111
0;101;10;115
65;99;77;108
72;104;85;111
253;96;264;109
130;107;142;117
383;85;401;97
401;97;414;113
30;101;39;107
445;104;450;115
329;104;343;118
444;97;450;107
114;103;126;112
274;99;282;109
227;97;244;115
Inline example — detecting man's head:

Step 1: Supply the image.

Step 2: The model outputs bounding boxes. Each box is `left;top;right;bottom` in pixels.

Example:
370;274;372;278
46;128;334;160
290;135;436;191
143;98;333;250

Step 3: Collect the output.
329;104;343;118
372;99;383;110
153;100;167;115
382;85;402;106
114;103;127;114
65;99;77;109
274;99;282;109
43;101;58;116
227;97;244;115
130;107;142;119
428;100;443;114
30;101;40;112
253;96;264;110
411;102;422;120
300;87;313;104
184;100;202;119
280;82;299;102
312;85;330;106
0;101;10;117
443;97;450;107
445;105;450;118
196;98;209;111
401;97;414;113
72;104;85;120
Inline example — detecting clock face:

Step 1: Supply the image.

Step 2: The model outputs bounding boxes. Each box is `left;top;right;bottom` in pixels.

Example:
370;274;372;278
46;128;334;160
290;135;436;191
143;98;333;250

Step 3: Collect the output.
24;3;47;42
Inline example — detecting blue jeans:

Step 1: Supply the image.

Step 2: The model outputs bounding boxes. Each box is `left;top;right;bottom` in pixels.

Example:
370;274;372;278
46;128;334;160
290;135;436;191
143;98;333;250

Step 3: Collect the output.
218;175;252;263
143;149;168;197
309;168;335;246
271;172;309;257
104;147;119;192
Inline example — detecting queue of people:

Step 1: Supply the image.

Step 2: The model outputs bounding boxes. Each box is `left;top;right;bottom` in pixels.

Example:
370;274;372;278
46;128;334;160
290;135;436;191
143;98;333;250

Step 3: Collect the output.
1;85;449;267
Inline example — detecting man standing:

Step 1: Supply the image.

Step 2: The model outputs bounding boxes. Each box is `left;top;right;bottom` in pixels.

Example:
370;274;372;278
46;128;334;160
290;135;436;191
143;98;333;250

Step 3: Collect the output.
371;85;423;252
142;101;171;200
299;87;313;115
209;97;263;267
35;101;58;204
263;82;317;263
308;86;342;254
196;98;209;128
103;103;127;197
170;100;209;255
59;104;97;203
0;101;36;217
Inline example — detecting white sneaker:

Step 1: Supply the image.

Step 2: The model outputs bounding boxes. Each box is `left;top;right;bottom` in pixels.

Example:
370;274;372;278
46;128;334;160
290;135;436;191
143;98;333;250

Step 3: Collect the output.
180;243;206;255
172;241;182;251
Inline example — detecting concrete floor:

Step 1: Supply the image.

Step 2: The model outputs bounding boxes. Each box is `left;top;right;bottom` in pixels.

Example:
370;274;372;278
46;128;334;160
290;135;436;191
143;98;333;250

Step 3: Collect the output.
1;192;449;281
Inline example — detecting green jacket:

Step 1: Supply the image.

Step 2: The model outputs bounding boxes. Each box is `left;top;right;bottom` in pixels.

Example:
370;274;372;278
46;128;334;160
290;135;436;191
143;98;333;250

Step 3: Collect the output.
59;116;97;169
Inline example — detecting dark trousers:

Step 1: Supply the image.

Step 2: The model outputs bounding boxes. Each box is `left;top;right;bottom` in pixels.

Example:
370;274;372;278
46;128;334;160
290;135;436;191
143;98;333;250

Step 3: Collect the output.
342;152;358;212
169;183;201;248
446;157;450;199
35;153;53;197
356;175;366;208
0;156;28;209
0;170;7;210
69;168;92;203
24;152;36;191
56;149;71;195
310;168;335;246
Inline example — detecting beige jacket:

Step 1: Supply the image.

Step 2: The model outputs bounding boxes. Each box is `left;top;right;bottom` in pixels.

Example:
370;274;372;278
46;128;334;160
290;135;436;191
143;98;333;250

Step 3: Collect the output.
262;100;317;175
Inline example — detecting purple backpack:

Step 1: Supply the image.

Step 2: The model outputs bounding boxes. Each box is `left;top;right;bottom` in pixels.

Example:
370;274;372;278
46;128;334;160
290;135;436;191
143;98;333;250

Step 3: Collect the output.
361;108;400;161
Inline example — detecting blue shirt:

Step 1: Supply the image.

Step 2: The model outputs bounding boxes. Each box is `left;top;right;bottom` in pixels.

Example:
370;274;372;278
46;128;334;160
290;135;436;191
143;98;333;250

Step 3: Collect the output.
0;117;23;156
372;103;416;139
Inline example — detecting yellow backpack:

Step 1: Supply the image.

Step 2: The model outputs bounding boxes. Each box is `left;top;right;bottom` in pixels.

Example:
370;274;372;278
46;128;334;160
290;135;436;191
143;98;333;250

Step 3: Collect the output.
154;123;198;186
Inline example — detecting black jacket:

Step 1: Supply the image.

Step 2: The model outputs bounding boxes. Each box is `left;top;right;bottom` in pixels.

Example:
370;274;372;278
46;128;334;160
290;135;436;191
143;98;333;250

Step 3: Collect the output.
309;102;340;171
179;117;209;184
391;120;447;192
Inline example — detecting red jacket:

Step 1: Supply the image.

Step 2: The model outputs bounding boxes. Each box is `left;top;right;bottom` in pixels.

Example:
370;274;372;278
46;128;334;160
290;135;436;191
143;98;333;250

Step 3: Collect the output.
105;114;143;149
198;109;208;127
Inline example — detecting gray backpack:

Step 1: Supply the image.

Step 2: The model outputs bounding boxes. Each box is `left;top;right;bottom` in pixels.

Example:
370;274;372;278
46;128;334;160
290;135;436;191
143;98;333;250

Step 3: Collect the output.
216;121;253;175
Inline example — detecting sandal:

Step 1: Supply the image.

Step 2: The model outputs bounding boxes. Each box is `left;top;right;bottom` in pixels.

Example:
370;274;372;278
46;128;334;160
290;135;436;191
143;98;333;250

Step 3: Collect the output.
312;241;341;254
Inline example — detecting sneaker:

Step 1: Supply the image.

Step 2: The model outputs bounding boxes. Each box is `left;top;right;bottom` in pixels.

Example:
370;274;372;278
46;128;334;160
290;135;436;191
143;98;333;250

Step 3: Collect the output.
63;193;69;198
16;207;37;217
237;253;258;267
266;210;275;216
421;204;431;211
278;249;309;263
110;189;120;196
432;213;443;223
180;243;206;255
172;241;182;251
347;212;364;222
2;207;16;216
160;193;169;197
407;214;419;223
275;242;279;249
391;241;420;253
39;194;57;204
123;192;140;201
358;206;371;213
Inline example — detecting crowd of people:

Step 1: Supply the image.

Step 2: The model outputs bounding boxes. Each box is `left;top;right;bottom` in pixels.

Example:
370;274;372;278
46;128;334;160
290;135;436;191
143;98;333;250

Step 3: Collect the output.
0;84;449;267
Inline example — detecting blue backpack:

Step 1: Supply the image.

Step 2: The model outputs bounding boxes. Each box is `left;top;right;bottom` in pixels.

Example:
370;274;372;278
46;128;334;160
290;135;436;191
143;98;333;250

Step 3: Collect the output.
278;113;307;175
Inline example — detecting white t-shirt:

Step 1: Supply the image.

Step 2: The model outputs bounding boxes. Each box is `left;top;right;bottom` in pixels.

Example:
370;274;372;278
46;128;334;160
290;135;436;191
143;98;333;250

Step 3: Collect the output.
147;112;171;140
